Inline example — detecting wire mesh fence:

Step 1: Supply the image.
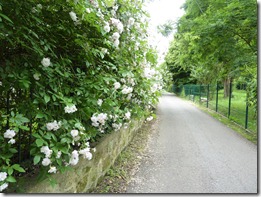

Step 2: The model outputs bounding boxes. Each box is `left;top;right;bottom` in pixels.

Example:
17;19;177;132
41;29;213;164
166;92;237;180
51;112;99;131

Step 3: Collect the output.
173;83;257;134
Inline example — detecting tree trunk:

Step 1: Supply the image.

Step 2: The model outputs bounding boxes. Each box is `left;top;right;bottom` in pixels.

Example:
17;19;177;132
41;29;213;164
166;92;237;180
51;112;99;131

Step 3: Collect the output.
223;78;230;98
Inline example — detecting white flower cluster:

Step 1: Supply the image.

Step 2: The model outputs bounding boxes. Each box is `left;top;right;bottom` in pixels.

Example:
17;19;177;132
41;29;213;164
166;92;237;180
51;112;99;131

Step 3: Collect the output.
114;82;121;90
128;17;135;28
124;111;131;120
122;86;133;94
0;182;8;192
0;172;7;182
33;73;41;80
4;129;16;144
69;150;79;166
104;21;110;33
97;99;103;106
79;147;92;160
68;142;93;166
64;104;77;113
143;66;156;79
110;18;124;34
146;116;153;122
112;123;122;131
151;83;162;93
46;120;61;131
40;146;54;170
41;57;51;67
91;113;108;128
69;11;78;22
70;129;79;138
41;146;53;158
48;166;57;174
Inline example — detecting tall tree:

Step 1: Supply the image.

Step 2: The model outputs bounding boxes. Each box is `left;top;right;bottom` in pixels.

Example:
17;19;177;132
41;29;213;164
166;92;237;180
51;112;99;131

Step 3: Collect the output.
165;0;257;101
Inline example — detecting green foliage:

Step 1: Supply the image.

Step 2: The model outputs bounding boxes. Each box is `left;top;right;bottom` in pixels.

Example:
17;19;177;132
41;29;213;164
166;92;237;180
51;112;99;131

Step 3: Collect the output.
157;20;175;37
165;0;257;110
0;0;163;191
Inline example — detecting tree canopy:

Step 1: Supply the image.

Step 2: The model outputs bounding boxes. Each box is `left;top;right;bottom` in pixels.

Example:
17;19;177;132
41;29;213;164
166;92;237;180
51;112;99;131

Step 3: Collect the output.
165;0;257;105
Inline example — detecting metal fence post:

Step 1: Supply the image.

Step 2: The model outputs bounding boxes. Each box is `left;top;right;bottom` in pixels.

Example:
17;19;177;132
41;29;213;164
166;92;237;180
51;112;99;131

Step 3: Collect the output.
245;93;249;129
228;81;232;118
199;84;201;103
207;84;209;108
216;83;218;112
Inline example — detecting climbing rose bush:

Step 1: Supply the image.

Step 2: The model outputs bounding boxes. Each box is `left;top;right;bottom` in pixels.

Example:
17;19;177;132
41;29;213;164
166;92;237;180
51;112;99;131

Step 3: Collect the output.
0;0;163;191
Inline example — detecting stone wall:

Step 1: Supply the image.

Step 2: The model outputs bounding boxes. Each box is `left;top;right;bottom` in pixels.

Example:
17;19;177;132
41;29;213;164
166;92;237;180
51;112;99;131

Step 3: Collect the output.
15;118;144;193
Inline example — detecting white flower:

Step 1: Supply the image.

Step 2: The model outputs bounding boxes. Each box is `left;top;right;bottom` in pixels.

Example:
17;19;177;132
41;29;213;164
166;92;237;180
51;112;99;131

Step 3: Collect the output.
37;4;42;9
79;148;92;160
56;151;62;159
146;116;153;121
97;113;107;125
69;11;78;22
104;25;110;33
101;48;108;55
125;111;131;119
117;22;124;34
69;150;79;166
86;8;91;13
46;120;61;131
41;57;51;67
113;39;120;47
70;129;79;138
120;78;126;83
144;67;156;79
48;166;57;174
114;82;121;90
128;17;135;26
64;105;77;113
42;158;51;166
33;73;41;80
0;183;8;192
91;113;107;127
112;123;122;131
97;99;103;106
111;10;116;15
112;32;120;40
127;93;132;100
0;172;7;181
8;139;16;144
122;87;133;94
4;129;16;139
92;148;96;152
40;146;53;158
0;81;2;86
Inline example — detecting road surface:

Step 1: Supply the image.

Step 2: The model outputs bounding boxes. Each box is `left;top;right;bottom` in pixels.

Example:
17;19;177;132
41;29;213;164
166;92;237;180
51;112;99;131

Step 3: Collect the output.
127;93;257;193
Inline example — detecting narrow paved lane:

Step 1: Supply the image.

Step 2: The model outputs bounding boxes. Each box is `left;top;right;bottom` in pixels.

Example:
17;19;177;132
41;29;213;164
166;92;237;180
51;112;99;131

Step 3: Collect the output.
127;93;257;193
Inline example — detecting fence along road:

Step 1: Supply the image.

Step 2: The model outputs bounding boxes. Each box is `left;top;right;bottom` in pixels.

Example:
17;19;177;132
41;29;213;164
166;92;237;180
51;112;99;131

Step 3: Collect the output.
127;93;257;193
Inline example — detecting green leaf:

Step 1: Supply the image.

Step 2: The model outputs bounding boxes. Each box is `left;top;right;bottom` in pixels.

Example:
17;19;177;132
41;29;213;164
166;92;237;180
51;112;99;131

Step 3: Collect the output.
9;148;18;154
0;13;13;24
6;176;16;183
34;155;41;165
44;95;50;103
36;113;45;119
35;139;44;147
12;164;25;173
8;168;14;175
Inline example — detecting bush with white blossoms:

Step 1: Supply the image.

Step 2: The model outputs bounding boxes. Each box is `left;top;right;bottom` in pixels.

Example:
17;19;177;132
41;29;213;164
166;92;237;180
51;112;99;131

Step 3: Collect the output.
0;0;163;192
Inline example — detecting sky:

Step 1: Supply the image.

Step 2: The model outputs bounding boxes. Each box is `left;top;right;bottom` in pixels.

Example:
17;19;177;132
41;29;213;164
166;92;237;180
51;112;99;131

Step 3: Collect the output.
145;0;186;64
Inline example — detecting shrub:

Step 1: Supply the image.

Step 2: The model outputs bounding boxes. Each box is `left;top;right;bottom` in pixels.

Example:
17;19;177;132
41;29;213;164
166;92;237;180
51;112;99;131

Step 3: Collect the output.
0;0;163;191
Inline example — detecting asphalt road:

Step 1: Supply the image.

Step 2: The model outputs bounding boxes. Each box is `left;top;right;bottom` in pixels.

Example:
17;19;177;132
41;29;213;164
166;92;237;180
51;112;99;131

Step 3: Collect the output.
126;93;257;193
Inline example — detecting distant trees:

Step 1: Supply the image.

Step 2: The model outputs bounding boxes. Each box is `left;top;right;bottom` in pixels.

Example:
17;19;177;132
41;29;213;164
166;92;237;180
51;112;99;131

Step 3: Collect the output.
164;0;257;108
